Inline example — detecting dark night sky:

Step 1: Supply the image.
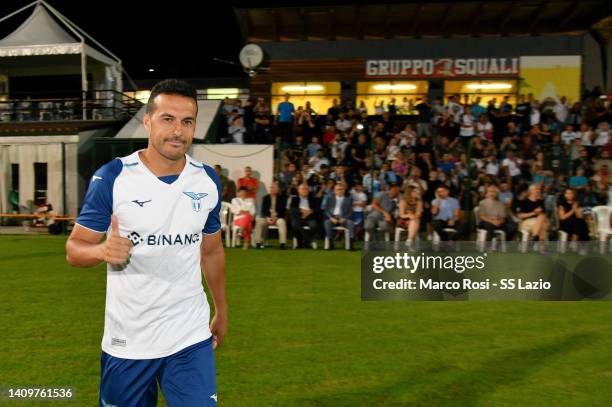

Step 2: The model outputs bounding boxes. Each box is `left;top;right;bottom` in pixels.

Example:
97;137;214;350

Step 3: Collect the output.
0;0;258;80
0;0;471;82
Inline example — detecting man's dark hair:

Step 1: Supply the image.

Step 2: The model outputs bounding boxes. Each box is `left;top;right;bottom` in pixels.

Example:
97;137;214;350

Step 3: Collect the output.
146;79;198;114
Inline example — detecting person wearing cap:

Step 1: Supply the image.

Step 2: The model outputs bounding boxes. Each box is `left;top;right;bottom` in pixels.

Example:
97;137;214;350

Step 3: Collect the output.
365;183;400;241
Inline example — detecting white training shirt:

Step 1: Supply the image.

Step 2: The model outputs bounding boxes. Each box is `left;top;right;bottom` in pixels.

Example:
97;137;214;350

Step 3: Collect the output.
76;151;221;359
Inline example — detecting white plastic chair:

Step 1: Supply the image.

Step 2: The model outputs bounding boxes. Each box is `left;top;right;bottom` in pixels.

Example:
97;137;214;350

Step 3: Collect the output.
325;226;350;250
292;226;318;249
474;206;506;251
432;228;457;245
220;202;232;247
591;205;612;253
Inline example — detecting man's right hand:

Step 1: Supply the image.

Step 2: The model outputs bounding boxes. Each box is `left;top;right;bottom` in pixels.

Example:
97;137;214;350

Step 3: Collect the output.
103;215;132;266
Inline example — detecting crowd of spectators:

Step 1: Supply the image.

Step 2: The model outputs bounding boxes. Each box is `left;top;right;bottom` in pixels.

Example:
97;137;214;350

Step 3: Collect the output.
217;88;612;250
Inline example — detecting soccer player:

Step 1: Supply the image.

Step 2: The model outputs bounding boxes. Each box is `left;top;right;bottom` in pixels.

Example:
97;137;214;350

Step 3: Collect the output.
66;79;227;406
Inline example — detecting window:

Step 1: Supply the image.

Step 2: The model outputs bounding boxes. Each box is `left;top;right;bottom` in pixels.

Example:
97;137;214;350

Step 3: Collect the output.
11;163;18;191
444;80;517;107
271;82;340;115
34;162;47;205
356;81;429;114
206;88;240;100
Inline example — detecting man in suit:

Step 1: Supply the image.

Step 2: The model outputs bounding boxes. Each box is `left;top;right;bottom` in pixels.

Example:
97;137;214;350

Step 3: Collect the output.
254;182;287;249
288;183;319;248
323;183;354;250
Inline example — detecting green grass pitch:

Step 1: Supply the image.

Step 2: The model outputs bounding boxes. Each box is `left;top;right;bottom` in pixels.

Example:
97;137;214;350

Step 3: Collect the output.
1;235;612;406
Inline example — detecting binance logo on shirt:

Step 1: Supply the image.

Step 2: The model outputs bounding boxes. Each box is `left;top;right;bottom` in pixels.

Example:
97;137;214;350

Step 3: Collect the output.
127;232;144;246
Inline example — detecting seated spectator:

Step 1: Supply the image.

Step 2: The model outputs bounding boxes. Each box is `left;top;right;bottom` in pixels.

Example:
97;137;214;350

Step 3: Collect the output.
518;184;548;242
431;185;466;241
561;124;578;145
477;114;494;141
483;153;500;177
397;186;423;245
380;162;398;187
307;136;323;158
569;167;589;194
558;188;590;242
288;183;319;248
323;183;354;250
498;181;514;208
362;170;382;197
391;151;410;180
365;183;400;241
231;187;256;250
309;149;330;172
255;182;287;249
477;185;517;241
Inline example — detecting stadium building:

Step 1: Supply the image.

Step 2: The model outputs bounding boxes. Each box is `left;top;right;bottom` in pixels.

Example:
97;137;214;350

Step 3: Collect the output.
235;1;612;114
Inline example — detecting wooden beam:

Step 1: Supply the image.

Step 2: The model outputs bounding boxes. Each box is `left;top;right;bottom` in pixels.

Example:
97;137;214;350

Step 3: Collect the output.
439;3;454;35
328;8;336;41
383;4;392;39
270;9;281;41
469;3;484;36
499;1;517;35
528;2;548;34
558;0;581;27
411;3;423;37
298;8;308;41
356;5;364;40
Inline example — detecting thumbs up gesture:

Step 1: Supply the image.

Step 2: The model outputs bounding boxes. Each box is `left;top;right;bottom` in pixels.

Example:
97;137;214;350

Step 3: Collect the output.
104;215;133;266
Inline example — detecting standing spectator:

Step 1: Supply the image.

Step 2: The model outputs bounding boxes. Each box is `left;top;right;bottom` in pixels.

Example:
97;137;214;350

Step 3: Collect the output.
327;99;340;119
323;183;355;250
554;96;569;123
515;94;532;133
255;182;287;249
228;116;246;144
237;166;259;200
242;98;254;140
231;187;256;250
276;93;295;141
350;182;368;229
254;98;272;143
214;164;236;202
459;109;476;145
415;97;433;137
471;97;487;119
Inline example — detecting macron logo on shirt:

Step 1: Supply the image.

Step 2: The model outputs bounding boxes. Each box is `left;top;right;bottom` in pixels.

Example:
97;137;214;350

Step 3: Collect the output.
92;175;103;182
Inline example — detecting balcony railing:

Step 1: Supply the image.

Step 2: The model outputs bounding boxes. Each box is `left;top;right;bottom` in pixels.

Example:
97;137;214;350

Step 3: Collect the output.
0;90;143;122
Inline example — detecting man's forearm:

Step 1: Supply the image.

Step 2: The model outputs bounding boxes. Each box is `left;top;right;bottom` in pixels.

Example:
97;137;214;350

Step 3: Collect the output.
66;238;105;268
202;248;227;315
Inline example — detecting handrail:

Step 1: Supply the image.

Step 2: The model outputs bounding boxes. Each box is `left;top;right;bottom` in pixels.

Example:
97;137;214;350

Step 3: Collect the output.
0;90;143;122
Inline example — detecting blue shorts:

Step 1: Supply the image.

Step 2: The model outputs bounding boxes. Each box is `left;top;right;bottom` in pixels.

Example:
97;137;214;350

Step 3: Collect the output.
99;337;216;407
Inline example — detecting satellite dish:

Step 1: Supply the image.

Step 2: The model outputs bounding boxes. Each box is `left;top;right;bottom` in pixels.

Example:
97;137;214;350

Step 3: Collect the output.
239;44;264;70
